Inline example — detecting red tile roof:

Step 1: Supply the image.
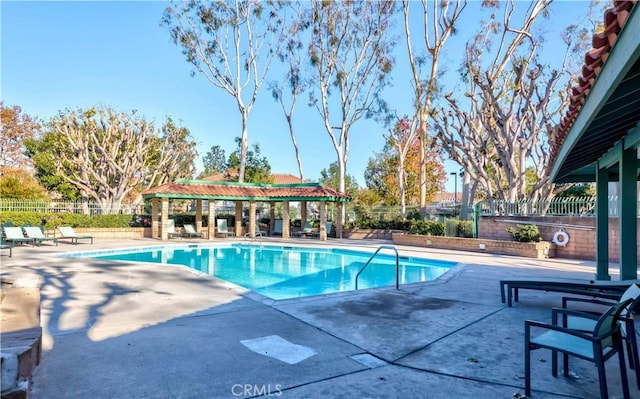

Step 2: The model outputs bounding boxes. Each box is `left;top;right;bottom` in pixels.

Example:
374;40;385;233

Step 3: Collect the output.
142;181;351;202
270;174;306;184
550;0;637;169
202;173;305;184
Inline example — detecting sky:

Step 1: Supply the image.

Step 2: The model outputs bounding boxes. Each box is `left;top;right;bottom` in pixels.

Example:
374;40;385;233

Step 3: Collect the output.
1;1;594;193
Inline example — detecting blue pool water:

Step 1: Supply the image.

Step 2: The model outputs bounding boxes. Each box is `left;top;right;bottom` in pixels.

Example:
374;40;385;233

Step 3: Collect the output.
76;244;455;300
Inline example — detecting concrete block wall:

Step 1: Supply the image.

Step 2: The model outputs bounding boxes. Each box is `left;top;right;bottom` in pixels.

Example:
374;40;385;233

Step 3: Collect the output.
392;233;555;259
479;216;640;263
68;227;150;238
343;229;398;240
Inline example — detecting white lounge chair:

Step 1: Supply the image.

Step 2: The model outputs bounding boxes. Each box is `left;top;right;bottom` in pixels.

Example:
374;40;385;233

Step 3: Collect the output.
217;219;235;237
23;226;58;246
57;226;94;245
2;226;36;246
183;224;203;238
166;220;182;239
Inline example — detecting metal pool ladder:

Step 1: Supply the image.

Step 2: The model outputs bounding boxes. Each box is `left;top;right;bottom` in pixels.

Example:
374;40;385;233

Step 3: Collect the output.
355;245;400;290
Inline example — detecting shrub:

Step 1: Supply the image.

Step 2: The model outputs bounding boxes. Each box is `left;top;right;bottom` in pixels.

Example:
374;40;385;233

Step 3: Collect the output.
507;224;541;242
0;212;47;227
445;219;458;237
408;220;445;236
457;220;474;238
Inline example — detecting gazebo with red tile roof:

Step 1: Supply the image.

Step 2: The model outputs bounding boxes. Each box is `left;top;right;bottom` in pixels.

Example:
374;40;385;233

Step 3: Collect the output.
549;0;639;279
142;179;351;241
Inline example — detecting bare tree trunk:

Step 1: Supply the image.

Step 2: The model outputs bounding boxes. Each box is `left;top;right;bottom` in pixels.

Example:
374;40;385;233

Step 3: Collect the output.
163;1;280;184
238;109;248;182
460;172;471;219
398;155;407;219
402;0;466;218
418;116;427;217
308;1;396;200
288;120;304;181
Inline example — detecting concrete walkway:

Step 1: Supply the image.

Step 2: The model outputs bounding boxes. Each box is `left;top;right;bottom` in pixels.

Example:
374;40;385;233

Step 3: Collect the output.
0;237;637;398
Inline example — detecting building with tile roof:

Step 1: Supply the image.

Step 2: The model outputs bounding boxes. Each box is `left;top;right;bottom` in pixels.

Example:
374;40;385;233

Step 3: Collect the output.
549;0;639;279
202;173;305;184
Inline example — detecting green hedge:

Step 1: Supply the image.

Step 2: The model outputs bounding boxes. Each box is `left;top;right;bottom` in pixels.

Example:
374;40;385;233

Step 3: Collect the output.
344;218;413;231
345;217;474;238
0;211;242;229
1;211;469;238
0;211;135;228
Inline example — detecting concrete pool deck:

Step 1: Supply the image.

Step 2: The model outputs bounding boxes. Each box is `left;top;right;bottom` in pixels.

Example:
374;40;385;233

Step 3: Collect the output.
1;237;637;398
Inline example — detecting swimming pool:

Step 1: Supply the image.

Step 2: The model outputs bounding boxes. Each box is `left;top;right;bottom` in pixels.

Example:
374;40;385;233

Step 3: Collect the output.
73;244;456;300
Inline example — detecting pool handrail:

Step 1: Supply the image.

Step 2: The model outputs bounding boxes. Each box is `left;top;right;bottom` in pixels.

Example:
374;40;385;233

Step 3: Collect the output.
355;245;400;291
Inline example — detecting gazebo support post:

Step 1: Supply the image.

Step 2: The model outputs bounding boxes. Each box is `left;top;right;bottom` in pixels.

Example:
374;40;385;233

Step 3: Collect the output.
235;201;243;237
336;202;343;239
151;198;159;239
282;202;290;238
248;201;257;238
207;199;215;240
269;204;275;235
161;197;169;241
195;200;203;232
301;201;307;227
319;201;327;241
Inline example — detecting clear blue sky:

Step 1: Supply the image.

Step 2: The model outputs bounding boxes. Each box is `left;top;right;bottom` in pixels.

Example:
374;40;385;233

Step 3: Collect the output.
1;1;591;193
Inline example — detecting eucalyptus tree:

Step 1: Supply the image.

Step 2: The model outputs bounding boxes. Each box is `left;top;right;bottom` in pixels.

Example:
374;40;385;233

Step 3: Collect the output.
401;0;466;216
269;1;309;181
432;0;575;204
306;0;397;196
26;107;197;213
163;0;282;182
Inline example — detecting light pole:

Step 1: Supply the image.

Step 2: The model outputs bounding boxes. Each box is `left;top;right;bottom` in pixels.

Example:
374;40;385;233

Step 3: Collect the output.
450;172;457;205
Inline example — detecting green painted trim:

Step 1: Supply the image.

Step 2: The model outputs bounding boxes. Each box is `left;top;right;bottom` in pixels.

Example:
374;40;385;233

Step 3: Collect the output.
595;162;611;280
599;140;623;169
551;5;640;181
174;179;320;188
142;193;351;202
624;124;640;149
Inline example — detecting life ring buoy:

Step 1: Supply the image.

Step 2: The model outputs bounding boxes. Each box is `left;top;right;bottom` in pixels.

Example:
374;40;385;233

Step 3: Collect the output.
552;229;569;247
